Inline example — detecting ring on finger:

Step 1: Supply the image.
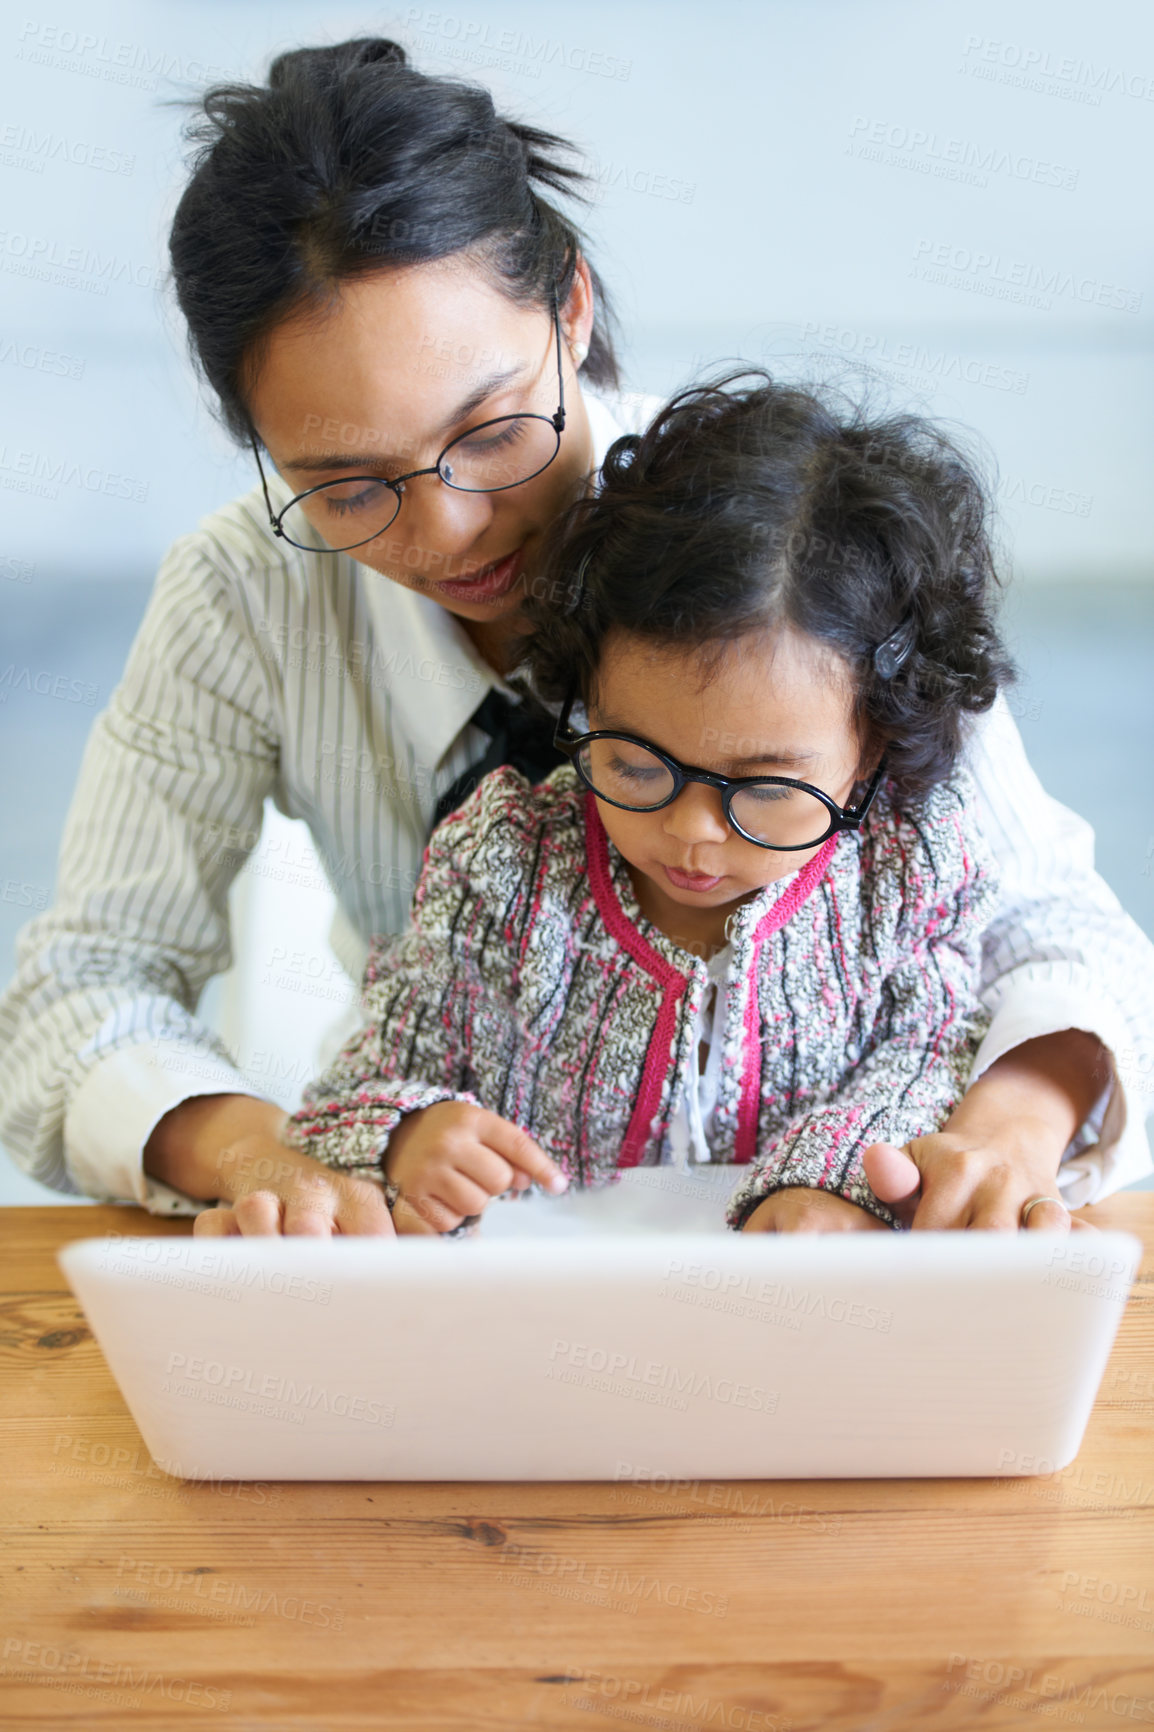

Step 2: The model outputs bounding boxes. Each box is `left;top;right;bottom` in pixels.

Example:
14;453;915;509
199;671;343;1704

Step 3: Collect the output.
1020;1193;1067;1227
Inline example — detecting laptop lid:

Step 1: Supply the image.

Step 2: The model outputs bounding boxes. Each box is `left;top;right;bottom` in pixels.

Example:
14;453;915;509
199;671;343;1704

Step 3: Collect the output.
59;1230;1140;1482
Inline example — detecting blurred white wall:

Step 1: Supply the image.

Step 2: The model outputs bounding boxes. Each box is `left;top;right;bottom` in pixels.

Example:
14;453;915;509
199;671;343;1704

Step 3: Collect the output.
1;0;1151;586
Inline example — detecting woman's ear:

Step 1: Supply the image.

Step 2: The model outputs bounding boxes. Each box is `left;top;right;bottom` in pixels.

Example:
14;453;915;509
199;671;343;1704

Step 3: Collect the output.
562;255;596;368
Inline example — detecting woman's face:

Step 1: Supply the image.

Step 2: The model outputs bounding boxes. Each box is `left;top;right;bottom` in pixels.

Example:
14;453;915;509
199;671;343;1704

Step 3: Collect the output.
245;258;596;628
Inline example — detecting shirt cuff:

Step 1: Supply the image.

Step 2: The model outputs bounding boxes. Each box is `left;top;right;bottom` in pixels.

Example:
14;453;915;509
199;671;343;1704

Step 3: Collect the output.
63;1040;270;1215
973;966;1154;1206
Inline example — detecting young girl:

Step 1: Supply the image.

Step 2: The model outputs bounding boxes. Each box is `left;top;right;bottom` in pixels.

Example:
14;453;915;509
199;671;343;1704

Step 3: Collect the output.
282;372;1012;1234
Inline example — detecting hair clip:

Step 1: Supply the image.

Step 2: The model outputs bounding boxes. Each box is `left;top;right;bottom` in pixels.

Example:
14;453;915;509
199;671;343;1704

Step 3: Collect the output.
872;616;916;680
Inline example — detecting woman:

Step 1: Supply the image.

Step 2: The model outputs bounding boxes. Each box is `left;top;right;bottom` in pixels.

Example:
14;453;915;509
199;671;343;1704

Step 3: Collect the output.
0;37;1149;1238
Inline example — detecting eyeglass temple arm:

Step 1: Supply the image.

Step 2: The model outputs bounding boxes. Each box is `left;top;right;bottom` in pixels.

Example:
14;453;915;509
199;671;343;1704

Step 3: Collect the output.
842;755;888;825
248;431;282;534
551;715;577;751
551;688;583;750
552;288;567;433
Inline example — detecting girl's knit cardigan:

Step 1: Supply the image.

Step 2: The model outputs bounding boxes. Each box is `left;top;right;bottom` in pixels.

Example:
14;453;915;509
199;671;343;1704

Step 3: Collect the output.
286;764;997;1229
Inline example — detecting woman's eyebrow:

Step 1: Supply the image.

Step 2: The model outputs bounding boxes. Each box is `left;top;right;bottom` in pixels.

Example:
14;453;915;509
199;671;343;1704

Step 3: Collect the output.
282;362;529;474
433;362;527;437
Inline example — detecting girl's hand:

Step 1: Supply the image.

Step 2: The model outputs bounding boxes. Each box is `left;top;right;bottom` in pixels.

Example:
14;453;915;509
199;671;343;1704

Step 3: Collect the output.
384;1102;569;1235
741;1188;891;1233
862;1136;1096;1233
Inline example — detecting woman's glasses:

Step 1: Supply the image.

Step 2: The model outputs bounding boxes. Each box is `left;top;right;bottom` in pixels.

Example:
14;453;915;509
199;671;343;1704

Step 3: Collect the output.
552;689;886;851
250;296;567;554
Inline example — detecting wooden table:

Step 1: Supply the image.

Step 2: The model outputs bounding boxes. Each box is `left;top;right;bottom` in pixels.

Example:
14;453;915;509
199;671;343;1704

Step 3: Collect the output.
2;1199;1153;1730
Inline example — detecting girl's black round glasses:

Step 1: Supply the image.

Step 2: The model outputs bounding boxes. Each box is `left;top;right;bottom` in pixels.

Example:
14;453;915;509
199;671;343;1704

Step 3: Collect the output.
552;687;886;852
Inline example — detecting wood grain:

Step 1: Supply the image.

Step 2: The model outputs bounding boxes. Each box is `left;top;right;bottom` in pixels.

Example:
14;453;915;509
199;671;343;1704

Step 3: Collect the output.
1;1199;1152;1729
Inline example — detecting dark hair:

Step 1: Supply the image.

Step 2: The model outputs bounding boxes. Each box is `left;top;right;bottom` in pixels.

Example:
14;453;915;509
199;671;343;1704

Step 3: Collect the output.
524;371;1015;803
168;36;619;441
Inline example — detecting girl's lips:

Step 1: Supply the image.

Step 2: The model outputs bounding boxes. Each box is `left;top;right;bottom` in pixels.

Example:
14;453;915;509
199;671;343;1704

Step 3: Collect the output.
662;865;725;893
433;545;524;604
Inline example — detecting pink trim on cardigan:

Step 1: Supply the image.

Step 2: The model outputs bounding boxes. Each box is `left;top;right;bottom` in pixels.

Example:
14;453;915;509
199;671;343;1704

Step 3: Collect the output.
583;795;692;1167
734;835;842;1163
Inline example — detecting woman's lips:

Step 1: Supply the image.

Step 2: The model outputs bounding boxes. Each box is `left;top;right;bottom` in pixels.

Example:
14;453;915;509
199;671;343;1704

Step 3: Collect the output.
662;865;726;893
433;545;524;604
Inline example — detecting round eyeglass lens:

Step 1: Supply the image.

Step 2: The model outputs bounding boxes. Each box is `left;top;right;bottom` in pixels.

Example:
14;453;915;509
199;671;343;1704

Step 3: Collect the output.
279;477;403;552
579;737;677;809
438;415;561;492
729;782;833;847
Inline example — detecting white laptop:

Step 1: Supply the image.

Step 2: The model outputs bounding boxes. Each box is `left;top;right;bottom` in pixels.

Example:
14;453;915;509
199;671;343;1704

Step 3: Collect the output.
59;1195;1140;1482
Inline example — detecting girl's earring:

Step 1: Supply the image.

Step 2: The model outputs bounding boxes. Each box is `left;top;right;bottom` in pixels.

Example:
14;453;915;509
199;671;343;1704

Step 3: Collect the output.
571;340;588;368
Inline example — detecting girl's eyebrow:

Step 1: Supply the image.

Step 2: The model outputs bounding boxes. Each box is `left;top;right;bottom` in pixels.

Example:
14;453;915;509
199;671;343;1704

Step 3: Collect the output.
727;748;818;770
595;714;817;770
282;363;528;474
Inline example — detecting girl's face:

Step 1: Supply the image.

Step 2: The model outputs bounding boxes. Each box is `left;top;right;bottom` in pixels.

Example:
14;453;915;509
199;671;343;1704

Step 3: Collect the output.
587;627;871;947
245;258;596;636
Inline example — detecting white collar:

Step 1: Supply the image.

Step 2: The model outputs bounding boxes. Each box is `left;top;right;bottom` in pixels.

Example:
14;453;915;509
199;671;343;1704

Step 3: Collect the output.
357;387;635;768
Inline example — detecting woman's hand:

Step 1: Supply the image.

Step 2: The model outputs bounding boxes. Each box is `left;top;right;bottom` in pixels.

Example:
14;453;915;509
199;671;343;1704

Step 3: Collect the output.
144;1092;395;1237
741;1188;891;1233
862;1029;1108;1233
193;1145;396;1237
862;1135;1095;1233
384;1102;569;1235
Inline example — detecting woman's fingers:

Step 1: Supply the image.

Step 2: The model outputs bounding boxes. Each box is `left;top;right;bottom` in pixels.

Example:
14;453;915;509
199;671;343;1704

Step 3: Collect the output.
332;1178;396;1236
191;1163;398;1238
281;1194;338;1236
278;1166;342;1236
865;1138;1000;1230
965;1178;1034;1233
861;1142;922;1224
901;1139;1013;1231
1018;1195;1073;1234
193;1204;241;1236
869;1133;1089;1233
230;1189;287;1235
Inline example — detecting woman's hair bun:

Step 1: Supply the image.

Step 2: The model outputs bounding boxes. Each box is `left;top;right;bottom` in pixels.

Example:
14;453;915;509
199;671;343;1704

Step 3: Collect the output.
267;37;408;89
350;38;408;68
171;33;620;441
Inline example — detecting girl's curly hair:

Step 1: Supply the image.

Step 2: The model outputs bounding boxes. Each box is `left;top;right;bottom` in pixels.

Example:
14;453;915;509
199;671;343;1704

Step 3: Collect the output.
523;370;1015;803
